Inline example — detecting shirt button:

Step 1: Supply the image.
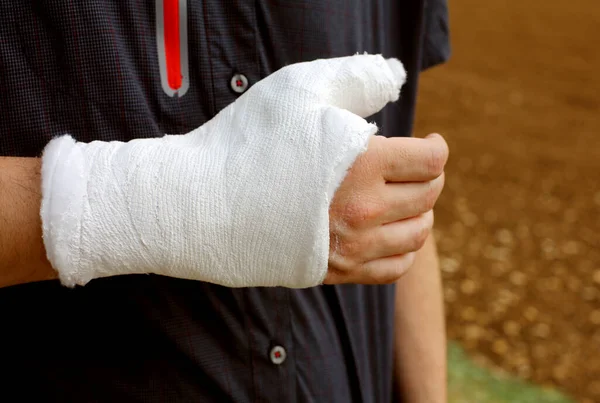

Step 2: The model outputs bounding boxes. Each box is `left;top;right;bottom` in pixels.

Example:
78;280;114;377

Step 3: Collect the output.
230;73;249;94
269;345;287;365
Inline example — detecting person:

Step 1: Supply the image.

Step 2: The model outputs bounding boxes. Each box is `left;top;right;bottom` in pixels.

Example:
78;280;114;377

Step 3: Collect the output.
0;0;450;402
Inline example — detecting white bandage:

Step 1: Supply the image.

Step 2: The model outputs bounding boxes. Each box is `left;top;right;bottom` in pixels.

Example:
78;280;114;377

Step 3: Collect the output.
40;54;406;288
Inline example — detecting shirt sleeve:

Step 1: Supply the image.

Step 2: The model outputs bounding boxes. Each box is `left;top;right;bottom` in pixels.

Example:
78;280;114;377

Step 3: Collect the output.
421;0;451;71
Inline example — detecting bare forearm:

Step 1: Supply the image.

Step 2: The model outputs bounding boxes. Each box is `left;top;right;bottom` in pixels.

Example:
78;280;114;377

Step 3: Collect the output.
394;233;447;402
0;157;56;288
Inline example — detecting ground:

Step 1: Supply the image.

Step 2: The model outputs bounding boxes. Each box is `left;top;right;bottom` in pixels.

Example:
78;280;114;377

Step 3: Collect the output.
448;342;574;403
413;0;600;401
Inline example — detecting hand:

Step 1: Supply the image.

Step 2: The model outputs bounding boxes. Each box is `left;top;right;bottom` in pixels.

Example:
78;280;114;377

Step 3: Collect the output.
325;133;448;284
41;53;411;288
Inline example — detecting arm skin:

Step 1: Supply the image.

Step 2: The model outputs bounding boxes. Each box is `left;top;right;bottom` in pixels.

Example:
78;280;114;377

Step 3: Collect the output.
394;233;447;402
0;157;57;288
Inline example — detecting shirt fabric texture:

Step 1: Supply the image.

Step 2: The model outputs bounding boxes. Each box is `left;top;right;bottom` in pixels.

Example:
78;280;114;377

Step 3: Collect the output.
0;1;450;402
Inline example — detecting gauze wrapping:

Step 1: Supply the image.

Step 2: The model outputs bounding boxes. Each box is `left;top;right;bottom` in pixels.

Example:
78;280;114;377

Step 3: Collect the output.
40;54;406;288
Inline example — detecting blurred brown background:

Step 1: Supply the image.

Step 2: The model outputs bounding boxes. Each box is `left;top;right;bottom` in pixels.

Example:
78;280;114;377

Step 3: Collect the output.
414;0;600;401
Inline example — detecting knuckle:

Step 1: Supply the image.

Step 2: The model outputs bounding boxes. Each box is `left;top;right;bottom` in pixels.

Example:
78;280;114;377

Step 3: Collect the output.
341;238;364;260
341;201;365;226
425;145;447;177
402;217;431;252
413;223;431;250
343;200;383;228
422;182;440;211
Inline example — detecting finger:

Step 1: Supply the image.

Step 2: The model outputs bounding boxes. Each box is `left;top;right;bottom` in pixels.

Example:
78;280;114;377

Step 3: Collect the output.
378;173;445;224
312;54;406;118
372;134;449;182
358;252;417;284
323;252;416;285
363;210;434;260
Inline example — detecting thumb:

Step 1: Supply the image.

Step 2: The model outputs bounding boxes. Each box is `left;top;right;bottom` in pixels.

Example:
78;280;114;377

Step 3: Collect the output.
318;54;406;118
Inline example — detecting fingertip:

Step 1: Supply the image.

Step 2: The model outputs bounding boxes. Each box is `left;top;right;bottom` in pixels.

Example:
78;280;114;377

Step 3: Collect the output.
325;54;407;117
385;58;407;88
425;133;449;165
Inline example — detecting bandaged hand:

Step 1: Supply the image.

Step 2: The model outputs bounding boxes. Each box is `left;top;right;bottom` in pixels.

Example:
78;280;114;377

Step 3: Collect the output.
40;54;421;288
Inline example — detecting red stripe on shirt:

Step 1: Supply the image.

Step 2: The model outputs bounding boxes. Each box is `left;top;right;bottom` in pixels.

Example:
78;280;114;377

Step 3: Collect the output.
163;0;182;90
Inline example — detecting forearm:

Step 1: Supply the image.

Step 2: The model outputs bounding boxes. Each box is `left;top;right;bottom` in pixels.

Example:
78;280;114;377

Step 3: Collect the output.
394;233;447;402
0;157;56;288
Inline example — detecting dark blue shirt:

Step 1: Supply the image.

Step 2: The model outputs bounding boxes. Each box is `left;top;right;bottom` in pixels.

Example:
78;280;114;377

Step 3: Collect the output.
0;1;450;401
